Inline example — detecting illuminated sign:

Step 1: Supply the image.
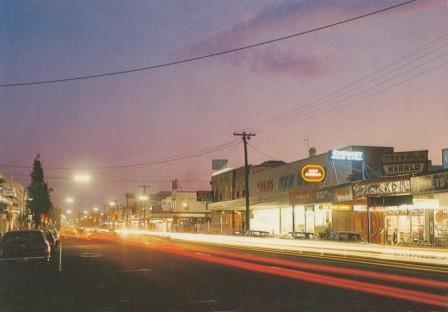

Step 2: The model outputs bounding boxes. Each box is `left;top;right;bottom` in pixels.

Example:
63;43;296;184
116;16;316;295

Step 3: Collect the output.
329;150;364;161
301;165;326;183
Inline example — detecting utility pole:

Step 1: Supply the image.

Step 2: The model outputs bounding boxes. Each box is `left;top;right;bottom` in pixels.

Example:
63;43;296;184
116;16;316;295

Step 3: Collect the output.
233;131;255;232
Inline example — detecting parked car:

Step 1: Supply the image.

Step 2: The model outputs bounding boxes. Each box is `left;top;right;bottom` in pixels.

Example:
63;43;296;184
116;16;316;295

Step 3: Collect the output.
0;230;51;263
281;232;316;240
245;230;271;238
43;229;57;253
321;231;364;242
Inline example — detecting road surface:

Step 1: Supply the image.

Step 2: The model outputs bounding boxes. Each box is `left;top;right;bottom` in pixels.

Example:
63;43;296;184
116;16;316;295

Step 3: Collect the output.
0;235;446;311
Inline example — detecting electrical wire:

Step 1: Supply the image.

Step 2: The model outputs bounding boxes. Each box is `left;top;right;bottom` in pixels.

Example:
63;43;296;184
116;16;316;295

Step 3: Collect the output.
0;0;418;87
0;138;239;171
242;31;448;133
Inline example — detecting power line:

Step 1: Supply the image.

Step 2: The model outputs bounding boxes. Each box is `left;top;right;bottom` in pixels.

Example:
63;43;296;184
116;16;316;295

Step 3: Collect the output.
268;58;448;131
0;0;418;88
242;31;448;133
0;139;239;171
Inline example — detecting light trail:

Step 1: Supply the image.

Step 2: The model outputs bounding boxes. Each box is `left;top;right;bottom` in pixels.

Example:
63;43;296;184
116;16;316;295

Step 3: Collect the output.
132;231;448;266
69;231;448;308
149;243;448;308
178;244;448;290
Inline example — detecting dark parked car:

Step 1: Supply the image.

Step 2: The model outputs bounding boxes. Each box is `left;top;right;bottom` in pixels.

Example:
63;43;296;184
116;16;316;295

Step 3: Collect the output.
0;230;51;263
281;232;316;240
321;231;364;242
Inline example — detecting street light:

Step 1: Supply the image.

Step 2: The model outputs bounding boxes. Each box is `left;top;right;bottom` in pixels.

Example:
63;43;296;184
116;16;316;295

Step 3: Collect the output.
93;207;99;213
138;195;149;201
74;174;91;183
66;209;72;214
65;197;74;204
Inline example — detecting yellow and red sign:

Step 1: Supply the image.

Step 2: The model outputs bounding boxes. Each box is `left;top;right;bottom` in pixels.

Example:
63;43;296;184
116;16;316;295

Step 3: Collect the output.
301;164;326;183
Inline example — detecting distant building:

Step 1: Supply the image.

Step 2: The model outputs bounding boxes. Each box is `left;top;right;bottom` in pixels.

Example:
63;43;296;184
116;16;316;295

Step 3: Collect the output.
150;180;211;232
0;172;28;233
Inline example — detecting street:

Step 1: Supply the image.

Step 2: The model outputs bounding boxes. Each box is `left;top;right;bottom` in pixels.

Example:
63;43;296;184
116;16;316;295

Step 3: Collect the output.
0;236;446;312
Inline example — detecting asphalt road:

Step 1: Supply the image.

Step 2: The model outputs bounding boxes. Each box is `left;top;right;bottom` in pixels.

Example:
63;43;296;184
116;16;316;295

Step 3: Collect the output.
0;236;446;312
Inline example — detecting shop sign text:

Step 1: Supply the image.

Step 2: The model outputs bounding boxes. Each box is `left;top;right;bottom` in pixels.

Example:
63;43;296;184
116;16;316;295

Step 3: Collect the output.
329;150;364;161
301;165;326;183
353;179;410;198
256;179;273;193
411;172;448;194
277;174;295;191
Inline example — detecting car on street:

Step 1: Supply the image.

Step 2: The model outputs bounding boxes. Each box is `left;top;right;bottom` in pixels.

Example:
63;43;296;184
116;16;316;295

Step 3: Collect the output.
0;230;51;263
244;230;271;238
280;232;316;240
321;231;364;242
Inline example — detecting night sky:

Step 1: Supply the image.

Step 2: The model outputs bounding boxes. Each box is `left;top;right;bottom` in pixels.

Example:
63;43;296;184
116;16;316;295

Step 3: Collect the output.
1;0;447;212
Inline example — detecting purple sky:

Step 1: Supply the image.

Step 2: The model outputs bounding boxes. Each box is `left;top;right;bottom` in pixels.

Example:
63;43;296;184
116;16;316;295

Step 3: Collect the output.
1;0;447;212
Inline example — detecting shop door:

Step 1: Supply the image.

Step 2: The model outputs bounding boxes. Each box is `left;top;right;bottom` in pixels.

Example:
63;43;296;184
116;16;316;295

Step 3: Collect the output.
305;206;315;233
397;215;411;244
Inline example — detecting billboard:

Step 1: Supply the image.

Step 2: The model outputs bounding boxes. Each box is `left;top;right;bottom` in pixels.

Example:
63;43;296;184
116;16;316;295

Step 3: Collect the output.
382;150;428;176
212;159;228;171
443;149;448;169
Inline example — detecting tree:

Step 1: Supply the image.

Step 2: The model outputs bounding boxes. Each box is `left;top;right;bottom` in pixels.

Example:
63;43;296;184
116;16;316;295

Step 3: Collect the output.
27;154;53;227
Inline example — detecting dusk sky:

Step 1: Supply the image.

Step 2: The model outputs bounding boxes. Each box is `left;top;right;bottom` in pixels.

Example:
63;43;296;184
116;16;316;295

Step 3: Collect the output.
1;0;447;212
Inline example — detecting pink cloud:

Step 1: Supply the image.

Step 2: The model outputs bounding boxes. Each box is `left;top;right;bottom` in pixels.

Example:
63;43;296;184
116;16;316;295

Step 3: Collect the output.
182;0;442;78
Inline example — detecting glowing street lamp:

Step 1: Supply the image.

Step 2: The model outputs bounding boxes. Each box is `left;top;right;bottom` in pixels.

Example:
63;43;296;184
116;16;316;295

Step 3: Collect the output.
74;174;91;183
83;210;88;215
66;209;72;214
138;195;149;201
93;207;99;213
65;197;74;204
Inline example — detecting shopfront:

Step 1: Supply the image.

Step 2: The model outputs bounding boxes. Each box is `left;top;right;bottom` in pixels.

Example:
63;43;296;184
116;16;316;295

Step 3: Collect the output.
411;170;448;247
353;177;411;244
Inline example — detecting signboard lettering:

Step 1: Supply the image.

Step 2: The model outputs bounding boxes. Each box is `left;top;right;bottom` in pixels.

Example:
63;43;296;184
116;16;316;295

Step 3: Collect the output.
329;150;364;161
353;179;410;198
256;179;273;193
277;174;294;191
301;165;326;183
411;172;448;194
382;150;428;176
289;189;316;205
